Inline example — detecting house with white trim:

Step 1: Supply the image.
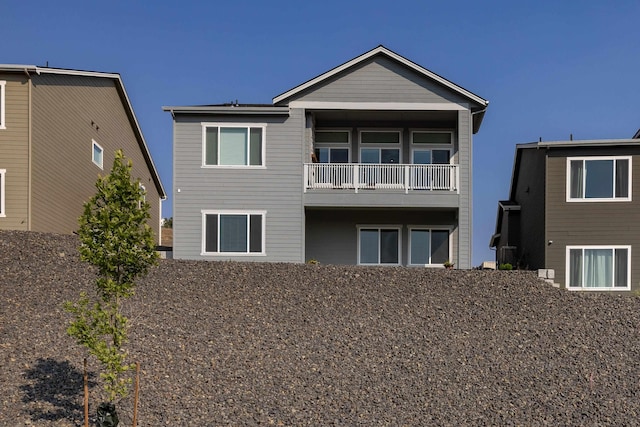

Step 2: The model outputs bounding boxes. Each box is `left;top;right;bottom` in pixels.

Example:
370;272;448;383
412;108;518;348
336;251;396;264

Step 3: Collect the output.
0;65;166;241
164;46;488;268
490;133;640;290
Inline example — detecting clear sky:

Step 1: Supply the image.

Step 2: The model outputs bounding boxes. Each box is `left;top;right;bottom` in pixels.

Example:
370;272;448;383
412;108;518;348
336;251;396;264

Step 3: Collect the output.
4;1;639;265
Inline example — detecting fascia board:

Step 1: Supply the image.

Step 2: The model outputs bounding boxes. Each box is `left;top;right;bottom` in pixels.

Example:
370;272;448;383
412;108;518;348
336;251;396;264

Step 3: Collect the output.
162;106;290;115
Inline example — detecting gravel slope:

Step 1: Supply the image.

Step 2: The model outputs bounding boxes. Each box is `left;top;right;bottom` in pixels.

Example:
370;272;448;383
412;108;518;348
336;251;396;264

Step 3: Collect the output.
2;230;640;426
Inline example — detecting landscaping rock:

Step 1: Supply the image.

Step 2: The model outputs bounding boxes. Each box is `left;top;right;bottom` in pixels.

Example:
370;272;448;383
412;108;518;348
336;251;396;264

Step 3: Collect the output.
2;230;640;425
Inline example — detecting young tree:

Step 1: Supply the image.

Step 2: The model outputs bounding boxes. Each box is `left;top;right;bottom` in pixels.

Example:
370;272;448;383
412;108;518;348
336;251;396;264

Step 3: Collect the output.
65;150;158;405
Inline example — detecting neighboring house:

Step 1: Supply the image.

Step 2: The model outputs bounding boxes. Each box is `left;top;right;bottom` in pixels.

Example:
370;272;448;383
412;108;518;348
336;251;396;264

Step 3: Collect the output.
490;133;640;291
0;65;166;242
164;46;488;268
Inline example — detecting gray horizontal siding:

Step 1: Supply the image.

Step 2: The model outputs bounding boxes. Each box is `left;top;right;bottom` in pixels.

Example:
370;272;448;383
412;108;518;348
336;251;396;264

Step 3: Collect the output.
173;110;305;261
509;148;546;269
285;56;471;105
457;110;472;268
304;191;460;208
545;148;640;289
305;208;458;266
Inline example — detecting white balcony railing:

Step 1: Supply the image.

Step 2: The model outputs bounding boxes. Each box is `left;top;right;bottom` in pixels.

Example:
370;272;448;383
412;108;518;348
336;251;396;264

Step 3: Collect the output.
304;163;459;193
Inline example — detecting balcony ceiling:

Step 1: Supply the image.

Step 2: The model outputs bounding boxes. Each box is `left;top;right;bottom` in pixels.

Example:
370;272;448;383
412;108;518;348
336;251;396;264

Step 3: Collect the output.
312;109;457;128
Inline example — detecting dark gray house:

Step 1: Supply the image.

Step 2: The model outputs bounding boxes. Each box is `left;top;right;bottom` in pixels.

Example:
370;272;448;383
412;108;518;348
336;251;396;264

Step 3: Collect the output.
164;46;488;268
491;134;640;291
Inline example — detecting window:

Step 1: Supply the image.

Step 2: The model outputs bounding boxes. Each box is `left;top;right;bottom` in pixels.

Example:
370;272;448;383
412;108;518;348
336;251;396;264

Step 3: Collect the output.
314;130;350;163
411;131;452;165
358;226;400;265
409;228;450;265
0;169;5;217
138;184;146;209
567;246;630;290
0;81;5;130
359;130;401;164
202;211;265;255
203;124;265;167
315;147;349;163
92;140;103;169
567;157;631;201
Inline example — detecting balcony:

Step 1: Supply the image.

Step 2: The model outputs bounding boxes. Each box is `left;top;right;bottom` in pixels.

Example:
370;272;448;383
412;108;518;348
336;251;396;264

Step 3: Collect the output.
304;163;459;193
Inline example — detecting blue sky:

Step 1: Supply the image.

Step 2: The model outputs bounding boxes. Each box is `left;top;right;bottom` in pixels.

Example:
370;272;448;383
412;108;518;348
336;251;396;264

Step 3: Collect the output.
4;1;639;265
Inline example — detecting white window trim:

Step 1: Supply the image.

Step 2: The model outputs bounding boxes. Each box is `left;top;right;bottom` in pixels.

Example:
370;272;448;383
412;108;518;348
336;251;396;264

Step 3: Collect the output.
92;140;104;169
566;156;632;202
0;81;5;129
565;245;631;291
410;130;453;165
407;226;453;267
201;210;266;256
356;224;402;266
201;122;267;169
0;169;5;217
314;129;351;162
358;129;402;164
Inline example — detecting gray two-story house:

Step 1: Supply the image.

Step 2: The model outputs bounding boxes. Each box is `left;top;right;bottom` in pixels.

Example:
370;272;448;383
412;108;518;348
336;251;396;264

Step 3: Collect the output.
164;46;488;268
490;134;640;290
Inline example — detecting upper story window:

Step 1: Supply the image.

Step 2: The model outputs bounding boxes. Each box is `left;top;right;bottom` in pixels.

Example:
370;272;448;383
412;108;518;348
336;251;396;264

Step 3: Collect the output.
0;169;5;217
359;130;401;164
567;156;631;202
314;130;350;163
0;81;6;130
203;123;265;167
92;140;104;169
411;131;452;165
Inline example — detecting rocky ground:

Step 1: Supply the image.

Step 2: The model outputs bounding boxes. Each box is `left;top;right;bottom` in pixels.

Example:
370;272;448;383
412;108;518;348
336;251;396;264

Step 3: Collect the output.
2;230;640;426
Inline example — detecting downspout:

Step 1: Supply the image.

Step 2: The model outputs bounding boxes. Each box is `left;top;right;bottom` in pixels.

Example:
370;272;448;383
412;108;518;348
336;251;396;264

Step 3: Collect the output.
25;68;32;230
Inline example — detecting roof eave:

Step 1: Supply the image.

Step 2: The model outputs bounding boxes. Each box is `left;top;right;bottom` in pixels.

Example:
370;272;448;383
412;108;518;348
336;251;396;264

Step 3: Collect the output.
517;138;640;149
162;106;290;116
113;76;166;199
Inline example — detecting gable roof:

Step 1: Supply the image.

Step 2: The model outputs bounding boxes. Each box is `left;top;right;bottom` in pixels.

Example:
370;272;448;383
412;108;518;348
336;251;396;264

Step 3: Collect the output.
273;45;488;107
0;64;166;199
272;45;488;132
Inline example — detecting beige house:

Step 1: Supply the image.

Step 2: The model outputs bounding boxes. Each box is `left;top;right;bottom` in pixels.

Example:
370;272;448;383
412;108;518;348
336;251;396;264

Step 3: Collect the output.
0;65;166;242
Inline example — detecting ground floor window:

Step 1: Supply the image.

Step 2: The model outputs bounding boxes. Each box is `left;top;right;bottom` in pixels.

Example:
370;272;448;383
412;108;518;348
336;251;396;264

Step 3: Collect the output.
358;226;400;265
202;211;265;255
567;246;630;290
409;228;450;265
